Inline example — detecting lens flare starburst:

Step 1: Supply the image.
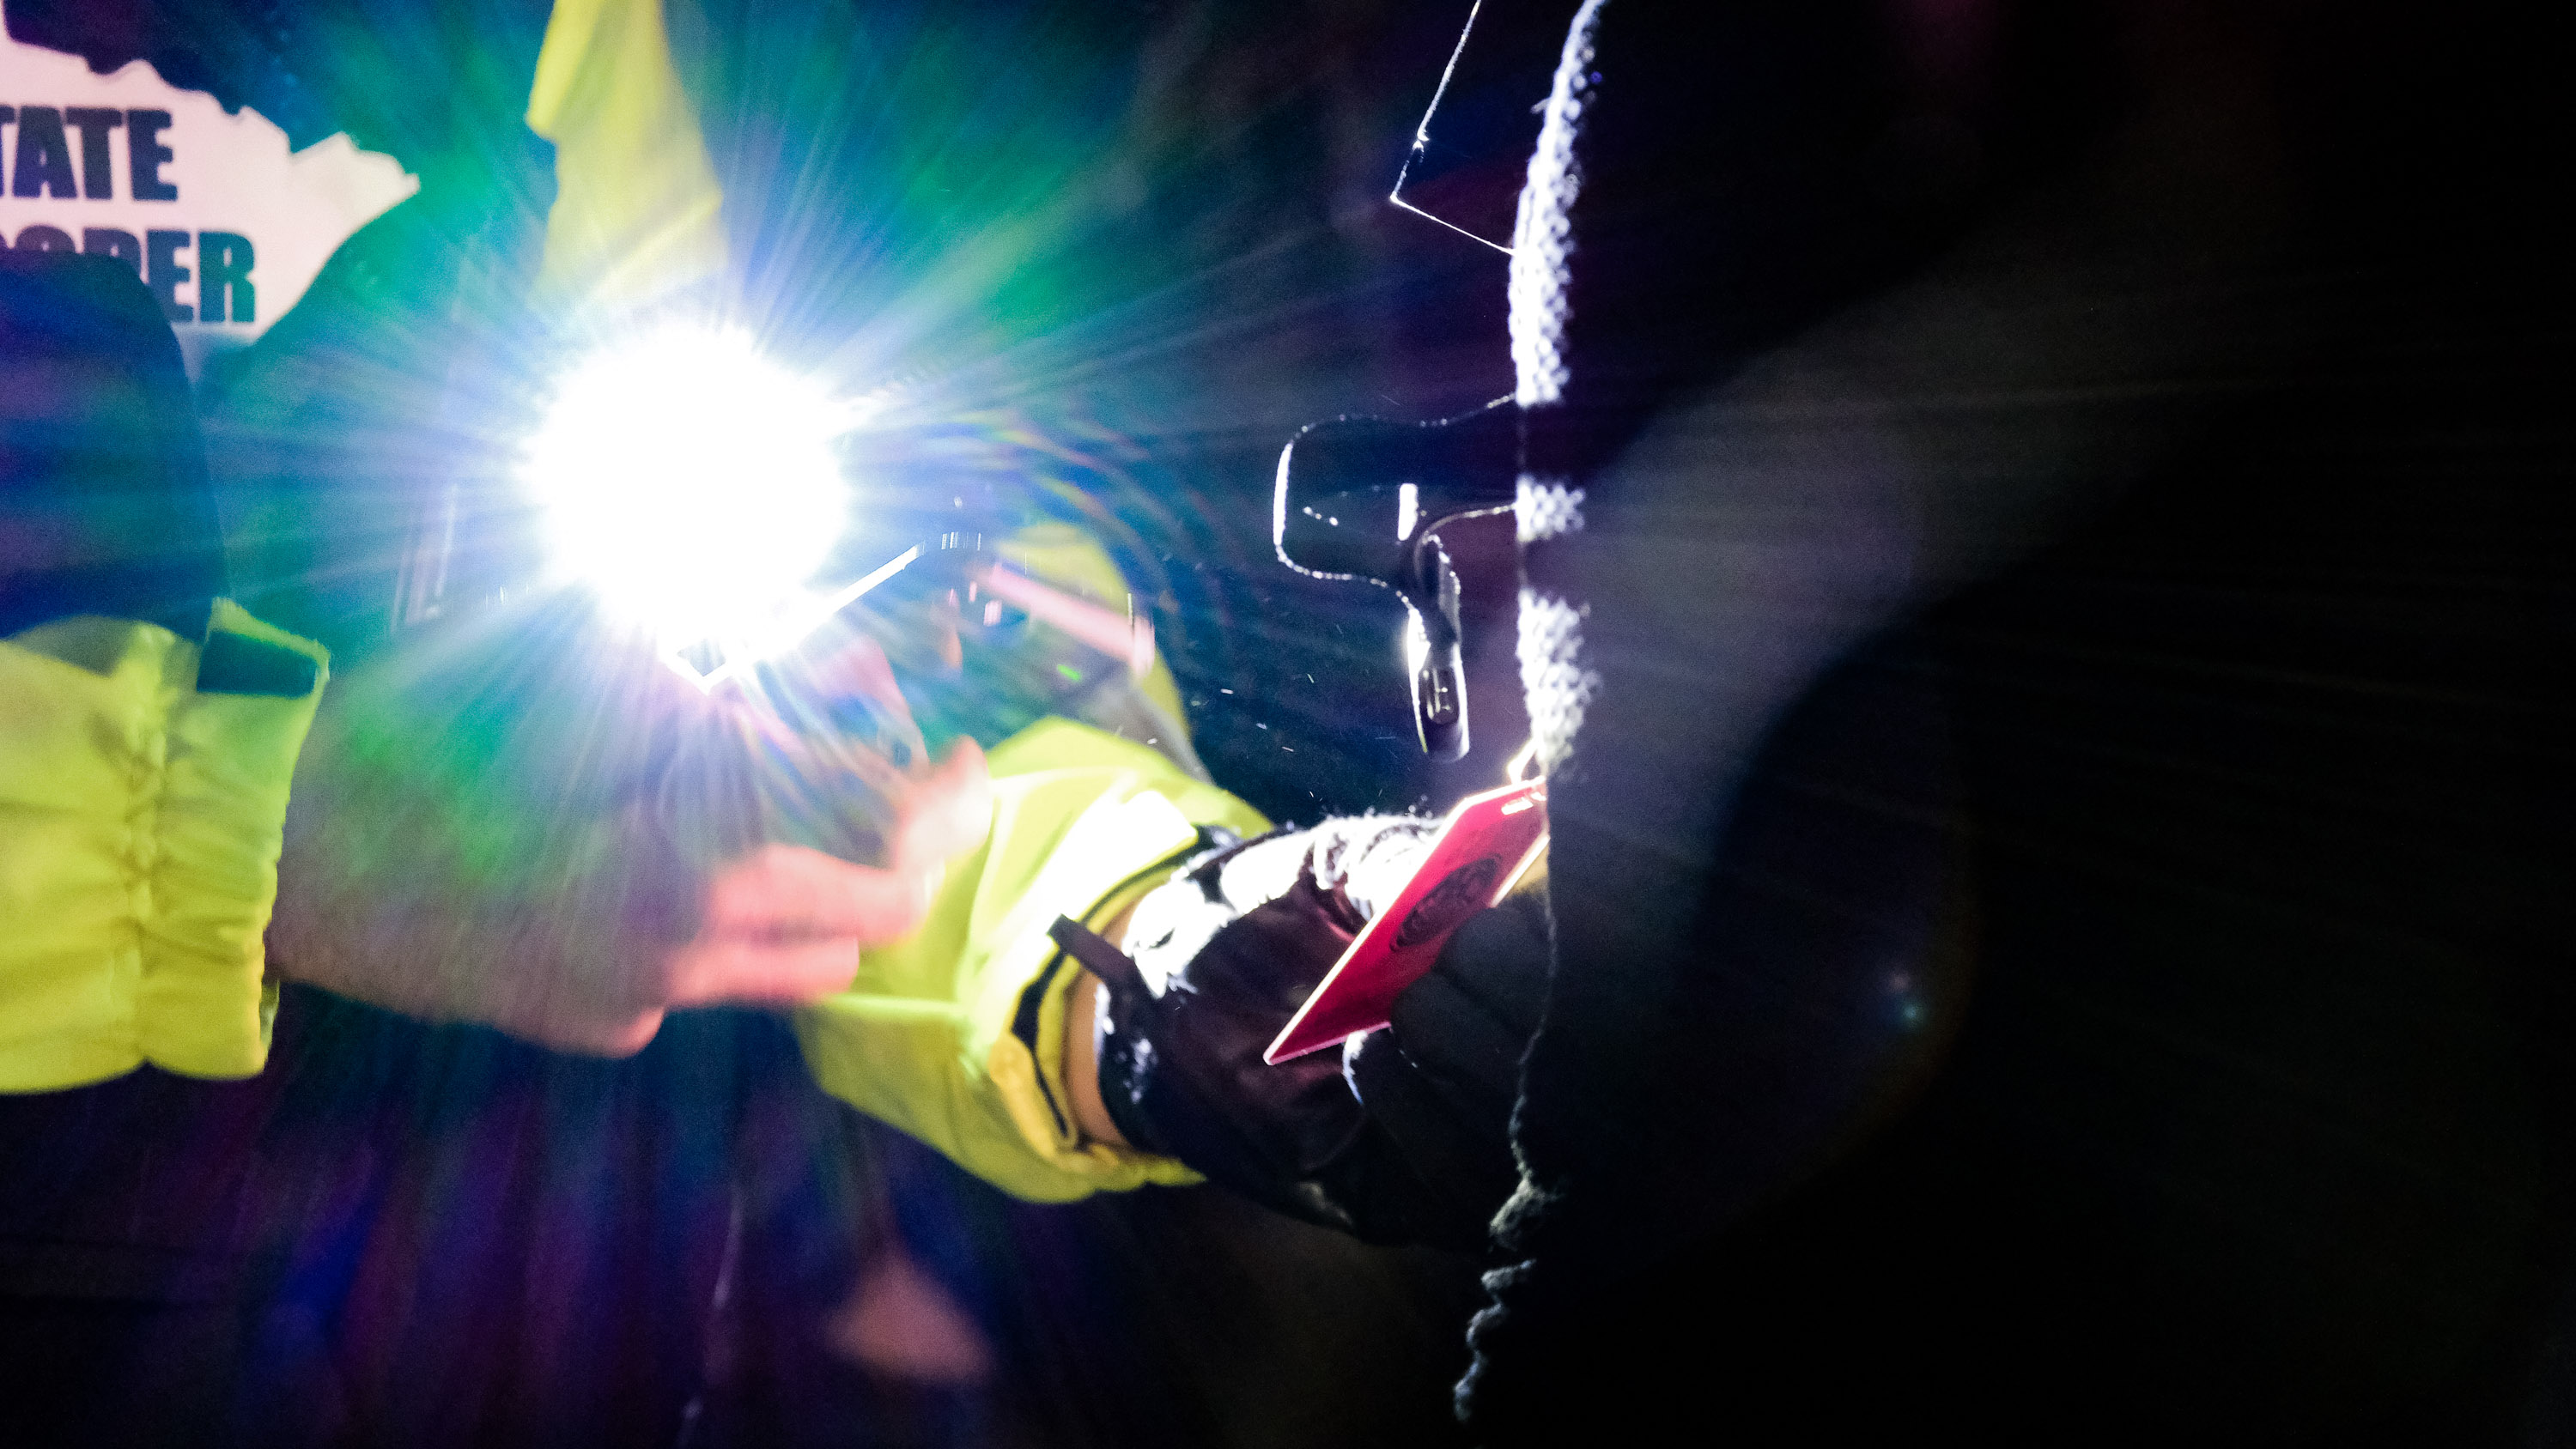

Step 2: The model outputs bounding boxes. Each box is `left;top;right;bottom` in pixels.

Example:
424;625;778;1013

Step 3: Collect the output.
522;324;852;652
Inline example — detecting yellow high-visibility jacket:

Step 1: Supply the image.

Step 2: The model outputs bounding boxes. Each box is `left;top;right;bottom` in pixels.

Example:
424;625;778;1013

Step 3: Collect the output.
2;0;1255;1202
0;604;330;1090
0;602;1252;1197
798;717;1264;1201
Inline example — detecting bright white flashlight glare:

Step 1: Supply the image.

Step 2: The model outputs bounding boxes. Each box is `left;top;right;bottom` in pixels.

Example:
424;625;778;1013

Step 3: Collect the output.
524;325;851;647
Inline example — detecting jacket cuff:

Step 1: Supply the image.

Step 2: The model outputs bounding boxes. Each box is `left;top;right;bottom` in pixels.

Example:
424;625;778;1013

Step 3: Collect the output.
0;602;328;1091
993;926;1200;1192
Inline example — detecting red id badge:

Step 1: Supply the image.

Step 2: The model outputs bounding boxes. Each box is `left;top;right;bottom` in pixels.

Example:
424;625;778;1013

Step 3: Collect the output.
1263;778;1548;1064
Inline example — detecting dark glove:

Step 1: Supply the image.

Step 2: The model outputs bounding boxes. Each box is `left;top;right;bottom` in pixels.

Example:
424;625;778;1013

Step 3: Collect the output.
1048;822;1544;1251
1345;891;1552;1235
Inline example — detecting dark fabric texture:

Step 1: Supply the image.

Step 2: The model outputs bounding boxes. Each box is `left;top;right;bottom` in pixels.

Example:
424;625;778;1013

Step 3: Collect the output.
1;251;224;638
0;989;866;1449
1468;0;2574;1441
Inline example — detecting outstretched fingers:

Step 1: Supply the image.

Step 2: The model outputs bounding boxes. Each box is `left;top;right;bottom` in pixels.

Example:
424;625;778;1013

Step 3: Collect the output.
656;738;993;1009
662;843;945;1004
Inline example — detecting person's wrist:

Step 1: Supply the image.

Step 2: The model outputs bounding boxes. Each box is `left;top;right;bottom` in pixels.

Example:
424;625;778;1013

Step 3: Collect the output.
1065;970;1130;1148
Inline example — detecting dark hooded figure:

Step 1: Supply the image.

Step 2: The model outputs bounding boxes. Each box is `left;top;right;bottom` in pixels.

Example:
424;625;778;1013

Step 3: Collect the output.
1454;0;2573;1440
1140;0;2572;1441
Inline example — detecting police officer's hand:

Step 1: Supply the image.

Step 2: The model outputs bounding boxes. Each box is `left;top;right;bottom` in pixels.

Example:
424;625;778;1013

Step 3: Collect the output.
1054;817;1531;1249
268;601;990;1055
